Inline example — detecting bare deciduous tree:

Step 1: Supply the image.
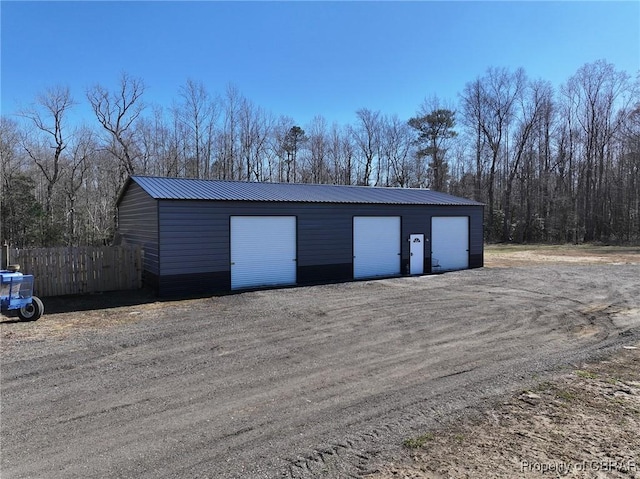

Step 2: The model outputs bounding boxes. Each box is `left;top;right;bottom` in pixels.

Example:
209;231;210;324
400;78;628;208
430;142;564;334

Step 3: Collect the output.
352;108;382;186
327;123;350;185
63;126;94;245
175;79;218;179
19;85;75;245
87;73;145;176
501;79;551;241
461;68;525;236
562;60;633;241
306;116;330;184
238;98;271;181
381;115;412;187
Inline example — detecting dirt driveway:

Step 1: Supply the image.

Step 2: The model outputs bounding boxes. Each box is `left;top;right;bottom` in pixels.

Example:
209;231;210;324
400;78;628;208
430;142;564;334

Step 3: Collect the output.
1;247;639;478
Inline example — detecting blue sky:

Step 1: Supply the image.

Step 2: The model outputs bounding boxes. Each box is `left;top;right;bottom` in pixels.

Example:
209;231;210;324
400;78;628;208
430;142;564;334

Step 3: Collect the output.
1;1;639;128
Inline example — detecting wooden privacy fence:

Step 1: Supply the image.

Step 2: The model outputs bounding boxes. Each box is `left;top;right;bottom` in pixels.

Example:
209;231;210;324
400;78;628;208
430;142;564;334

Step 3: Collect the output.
8;246;143;297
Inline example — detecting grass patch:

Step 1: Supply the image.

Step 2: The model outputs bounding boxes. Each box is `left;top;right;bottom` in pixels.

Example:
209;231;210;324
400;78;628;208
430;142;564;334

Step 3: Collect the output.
556;389;576;402
575;370;598;379
403;432;435;449
533;381;555;392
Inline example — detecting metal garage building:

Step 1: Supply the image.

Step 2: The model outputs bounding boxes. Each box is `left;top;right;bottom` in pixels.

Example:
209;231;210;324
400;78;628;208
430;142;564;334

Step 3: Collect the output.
116;176;484;296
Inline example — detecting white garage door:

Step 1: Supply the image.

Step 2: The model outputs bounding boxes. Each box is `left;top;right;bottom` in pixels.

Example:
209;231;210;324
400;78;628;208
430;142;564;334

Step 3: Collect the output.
353;216;401;279
431;216;469;271
231;216;296;289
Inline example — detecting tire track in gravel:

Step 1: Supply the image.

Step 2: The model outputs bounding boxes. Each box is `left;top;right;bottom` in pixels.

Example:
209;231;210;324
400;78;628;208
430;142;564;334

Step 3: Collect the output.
280;266;640;478
1;265;639;479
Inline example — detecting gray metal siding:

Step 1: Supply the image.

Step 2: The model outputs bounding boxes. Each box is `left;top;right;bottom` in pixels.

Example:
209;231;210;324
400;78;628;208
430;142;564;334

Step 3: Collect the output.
117;182;159;275
156;200;483;278
156;202;335;275
158;201;228;275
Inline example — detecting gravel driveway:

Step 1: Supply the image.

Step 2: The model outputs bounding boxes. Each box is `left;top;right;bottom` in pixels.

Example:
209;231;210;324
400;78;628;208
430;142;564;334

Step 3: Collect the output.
2;264;639;478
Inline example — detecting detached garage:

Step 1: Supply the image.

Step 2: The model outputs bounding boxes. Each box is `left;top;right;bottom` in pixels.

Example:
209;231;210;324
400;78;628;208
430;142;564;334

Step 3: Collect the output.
116;176;484;296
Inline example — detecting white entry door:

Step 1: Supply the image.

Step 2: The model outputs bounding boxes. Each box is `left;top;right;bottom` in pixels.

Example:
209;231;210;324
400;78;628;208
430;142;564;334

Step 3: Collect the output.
230;216;296;289
353;216;401;279
409;234;424;275
431;216;469;271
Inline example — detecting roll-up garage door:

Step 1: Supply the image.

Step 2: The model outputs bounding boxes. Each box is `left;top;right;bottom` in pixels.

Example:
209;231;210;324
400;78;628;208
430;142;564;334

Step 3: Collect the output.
231;216;296;289
353;216;401;279
431;216;469;271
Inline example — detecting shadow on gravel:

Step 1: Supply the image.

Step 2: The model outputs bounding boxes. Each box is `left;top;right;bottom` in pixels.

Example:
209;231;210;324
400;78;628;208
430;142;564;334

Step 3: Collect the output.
0;316;24;324
36;288;230;315
38;288;160;314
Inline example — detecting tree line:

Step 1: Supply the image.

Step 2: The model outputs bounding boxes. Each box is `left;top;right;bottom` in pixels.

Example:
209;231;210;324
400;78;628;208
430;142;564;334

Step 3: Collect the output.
1;59;638;247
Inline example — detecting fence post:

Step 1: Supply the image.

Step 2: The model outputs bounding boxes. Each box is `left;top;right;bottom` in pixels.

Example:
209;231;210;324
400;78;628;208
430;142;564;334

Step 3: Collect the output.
2;240;9;269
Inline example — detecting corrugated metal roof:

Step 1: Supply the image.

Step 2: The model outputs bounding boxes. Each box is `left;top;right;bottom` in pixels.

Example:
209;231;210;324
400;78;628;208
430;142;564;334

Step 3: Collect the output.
124;176;483;206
